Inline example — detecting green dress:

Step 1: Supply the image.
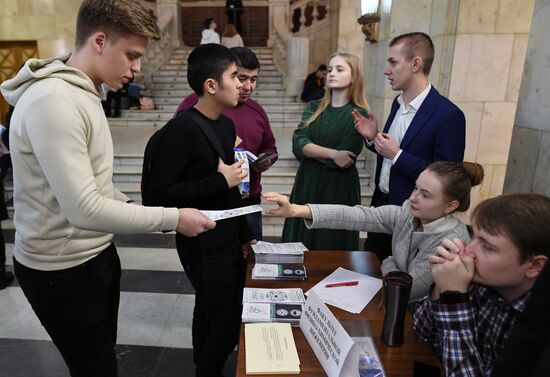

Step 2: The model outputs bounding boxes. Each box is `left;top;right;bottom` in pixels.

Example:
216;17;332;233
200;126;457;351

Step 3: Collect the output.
281;100;367;250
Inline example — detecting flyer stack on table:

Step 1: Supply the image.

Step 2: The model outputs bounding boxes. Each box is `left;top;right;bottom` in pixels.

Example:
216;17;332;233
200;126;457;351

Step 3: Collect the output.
251;241;308;281
242;287;306;326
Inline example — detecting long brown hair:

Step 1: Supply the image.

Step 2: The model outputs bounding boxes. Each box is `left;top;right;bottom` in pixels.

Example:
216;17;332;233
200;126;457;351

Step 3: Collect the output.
305;52;370;126
223;23;238;37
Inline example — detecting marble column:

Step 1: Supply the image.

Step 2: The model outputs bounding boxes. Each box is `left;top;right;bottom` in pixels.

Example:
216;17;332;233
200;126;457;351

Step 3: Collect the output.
157;0;182;48
503;0;550;197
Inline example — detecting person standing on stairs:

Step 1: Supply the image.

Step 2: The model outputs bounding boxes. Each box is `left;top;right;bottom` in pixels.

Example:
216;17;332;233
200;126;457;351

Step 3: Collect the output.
177;47;278;240
281;52;371;250
0;0;215;375
200;17;220;45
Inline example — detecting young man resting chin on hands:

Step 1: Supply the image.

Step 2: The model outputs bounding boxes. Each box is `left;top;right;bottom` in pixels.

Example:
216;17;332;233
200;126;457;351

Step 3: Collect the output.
412;193;550;377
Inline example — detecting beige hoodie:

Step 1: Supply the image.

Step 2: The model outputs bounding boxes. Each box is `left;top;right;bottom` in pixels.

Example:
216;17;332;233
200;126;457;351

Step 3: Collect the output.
0;54;179;270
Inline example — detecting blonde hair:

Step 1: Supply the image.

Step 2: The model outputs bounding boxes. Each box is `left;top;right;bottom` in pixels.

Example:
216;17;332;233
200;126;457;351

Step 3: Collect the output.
305;52;370;126
75;0;160;50
223;23;238;38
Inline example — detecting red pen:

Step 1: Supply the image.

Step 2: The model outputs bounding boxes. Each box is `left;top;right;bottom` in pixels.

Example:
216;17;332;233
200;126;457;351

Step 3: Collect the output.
325;280;359;288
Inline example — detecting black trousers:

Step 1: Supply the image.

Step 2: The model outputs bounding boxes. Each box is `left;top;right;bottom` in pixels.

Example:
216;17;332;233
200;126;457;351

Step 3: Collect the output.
363;186;393;261
176;223;245;377
14;243;121;377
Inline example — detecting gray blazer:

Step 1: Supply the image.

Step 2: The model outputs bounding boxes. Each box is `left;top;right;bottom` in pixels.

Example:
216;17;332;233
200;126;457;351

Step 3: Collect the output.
305;200;469;303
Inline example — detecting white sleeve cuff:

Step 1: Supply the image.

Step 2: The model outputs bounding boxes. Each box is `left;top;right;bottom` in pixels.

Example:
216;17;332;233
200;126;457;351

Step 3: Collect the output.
392;149;403;165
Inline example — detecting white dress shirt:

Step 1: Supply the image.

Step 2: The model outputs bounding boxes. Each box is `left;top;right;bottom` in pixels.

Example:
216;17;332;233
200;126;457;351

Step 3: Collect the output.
378;84;432;194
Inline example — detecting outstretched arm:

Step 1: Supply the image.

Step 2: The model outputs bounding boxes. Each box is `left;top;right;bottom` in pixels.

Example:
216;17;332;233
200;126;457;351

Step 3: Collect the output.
263;192;312;219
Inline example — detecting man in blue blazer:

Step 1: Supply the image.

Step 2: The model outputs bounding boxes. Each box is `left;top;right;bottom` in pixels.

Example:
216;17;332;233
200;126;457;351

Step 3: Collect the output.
354;32;465;261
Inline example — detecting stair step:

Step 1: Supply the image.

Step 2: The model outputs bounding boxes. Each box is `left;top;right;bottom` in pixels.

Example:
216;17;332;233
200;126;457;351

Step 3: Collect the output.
117;109;303;122
152;88;287;97
153;96;300;105
110;164;371;186
151;82;284;90
167;58;273;65
151;76;283;84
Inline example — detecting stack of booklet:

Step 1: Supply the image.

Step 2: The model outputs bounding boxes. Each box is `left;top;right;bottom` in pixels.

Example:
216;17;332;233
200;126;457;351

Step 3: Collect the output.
252;263;307;280
251;241;307;264
245;323;300;374
242;288;306;326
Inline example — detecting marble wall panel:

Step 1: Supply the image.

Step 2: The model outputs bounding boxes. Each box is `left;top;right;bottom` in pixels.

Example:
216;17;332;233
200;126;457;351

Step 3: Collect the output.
430;34;456;95
477;102;516;164
54;0;83;15
489;164;507;197
448;34;472;100
496;0;535;33
456;0;498;34
0;16;31;39
379;0;393;41
28;16;58;40
450;34;514;102
455;101;483;161
17;0;33;16
532;130;550;196
513;0;550;132
505;34;529;102
0;0;18;16
31;0;55;15
55;13;77;42
503;126;540;193
389;0;431;36
37;39;72;58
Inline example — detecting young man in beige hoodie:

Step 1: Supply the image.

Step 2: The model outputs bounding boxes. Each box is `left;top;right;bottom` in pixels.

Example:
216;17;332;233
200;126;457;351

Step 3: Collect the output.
0;1;216;375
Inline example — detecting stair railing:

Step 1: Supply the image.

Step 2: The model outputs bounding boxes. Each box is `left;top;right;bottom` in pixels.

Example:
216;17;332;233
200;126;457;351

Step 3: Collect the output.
269;0;309;96
141;14;175;90
289;0;330;35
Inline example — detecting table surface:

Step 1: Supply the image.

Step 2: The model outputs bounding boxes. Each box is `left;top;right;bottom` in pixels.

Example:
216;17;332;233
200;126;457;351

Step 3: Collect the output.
236;251;441;377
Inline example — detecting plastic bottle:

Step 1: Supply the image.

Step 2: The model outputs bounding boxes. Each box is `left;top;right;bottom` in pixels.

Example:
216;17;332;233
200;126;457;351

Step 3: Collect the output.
234;147;250;198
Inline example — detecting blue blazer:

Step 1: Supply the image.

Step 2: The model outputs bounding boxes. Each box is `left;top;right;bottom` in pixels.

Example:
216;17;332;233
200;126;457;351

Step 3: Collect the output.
372;86;466;205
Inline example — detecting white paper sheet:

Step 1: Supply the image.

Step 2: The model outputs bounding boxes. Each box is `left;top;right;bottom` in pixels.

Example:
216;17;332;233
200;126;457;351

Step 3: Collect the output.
305;267;383;314
200;204;262;221
251;241;308;255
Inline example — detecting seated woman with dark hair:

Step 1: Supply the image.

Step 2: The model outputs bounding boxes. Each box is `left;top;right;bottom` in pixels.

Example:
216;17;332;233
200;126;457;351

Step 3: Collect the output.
265;161;484;303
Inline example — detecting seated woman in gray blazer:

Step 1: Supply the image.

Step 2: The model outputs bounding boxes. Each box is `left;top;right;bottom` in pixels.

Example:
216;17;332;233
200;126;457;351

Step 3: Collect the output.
264;161;483;303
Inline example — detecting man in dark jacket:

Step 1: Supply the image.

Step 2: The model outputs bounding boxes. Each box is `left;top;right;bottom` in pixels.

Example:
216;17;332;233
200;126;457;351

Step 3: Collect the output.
301;64;327;102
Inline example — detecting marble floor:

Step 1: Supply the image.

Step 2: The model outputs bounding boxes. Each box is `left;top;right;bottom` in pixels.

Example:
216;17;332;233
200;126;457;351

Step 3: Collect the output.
0;241;238;377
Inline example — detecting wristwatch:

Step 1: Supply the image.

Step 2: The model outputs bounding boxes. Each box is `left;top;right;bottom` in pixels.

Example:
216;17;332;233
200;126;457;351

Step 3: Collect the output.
440;290;469;304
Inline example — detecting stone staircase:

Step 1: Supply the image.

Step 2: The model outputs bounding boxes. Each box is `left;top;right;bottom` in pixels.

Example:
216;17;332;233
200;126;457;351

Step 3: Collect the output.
3;47;373;238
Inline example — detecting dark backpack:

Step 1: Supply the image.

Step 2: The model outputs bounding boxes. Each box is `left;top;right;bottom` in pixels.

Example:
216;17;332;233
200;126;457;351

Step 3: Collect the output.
141;110;227;206
141;123;170;206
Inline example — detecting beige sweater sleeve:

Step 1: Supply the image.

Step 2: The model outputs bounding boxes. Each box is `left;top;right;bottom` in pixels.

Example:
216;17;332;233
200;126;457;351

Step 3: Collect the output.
24;93;179;234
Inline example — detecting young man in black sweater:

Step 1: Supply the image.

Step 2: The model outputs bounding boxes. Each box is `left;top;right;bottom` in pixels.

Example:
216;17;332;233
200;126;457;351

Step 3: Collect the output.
145;44;254;377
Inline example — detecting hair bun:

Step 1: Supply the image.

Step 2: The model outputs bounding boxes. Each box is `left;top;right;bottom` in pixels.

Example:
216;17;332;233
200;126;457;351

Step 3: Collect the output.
462;162;484;187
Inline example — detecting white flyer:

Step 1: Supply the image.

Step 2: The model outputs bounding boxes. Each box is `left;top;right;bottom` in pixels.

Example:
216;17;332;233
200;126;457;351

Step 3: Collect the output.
243;288;306;304
200;204;262;221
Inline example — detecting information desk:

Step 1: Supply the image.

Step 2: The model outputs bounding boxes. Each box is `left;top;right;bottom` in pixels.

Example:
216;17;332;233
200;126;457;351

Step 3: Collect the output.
236;251;441;377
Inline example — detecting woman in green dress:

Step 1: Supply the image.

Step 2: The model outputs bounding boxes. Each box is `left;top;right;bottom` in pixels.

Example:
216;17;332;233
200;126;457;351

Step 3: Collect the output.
281;52;371;250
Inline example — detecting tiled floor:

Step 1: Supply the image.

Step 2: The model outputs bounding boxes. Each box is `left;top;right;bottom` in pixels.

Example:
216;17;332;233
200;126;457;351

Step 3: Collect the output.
0;242;237;377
